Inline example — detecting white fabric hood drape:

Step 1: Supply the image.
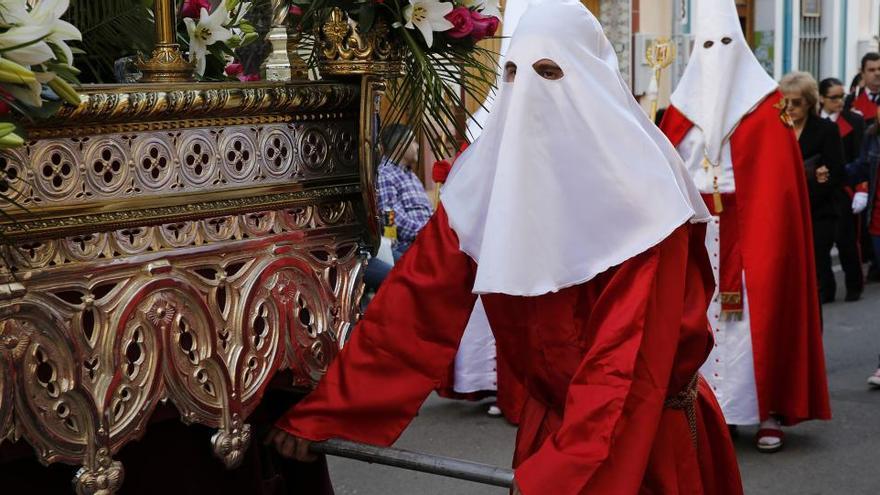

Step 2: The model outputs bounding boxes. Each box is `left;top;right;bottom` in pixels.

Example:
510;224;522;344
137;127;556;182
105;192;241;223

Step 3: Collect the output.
441;0;710;296
465;0;528;140
670;0;778;165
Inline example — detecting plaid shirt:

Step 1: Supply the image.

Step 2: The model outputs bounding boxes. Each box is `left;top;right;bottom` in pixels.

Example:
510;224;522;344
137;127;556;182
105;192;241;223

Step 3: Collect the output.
376;158;433;252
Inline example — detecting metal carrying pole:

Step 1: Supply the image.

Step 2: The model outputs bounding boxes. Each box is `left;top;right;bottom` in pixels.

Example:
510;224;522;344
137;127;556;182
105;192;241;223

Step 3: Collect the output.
310;438;515;488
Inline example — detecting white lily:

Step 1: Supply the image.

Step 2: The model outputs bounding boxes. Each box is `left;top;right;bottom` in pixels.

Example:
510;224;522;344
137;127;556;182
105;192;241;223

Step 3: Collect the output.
403;0;453;48
0;22;54;66
227;0;252;25
27;0;82;67
184;4;233;76
0;0;30;26
5;68;53;107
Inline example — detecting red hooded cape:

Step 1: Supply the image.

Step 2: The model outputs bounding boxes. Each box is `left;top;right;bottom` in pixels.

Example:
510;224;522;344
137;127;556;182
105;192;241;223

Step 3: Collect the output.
660;91;831;425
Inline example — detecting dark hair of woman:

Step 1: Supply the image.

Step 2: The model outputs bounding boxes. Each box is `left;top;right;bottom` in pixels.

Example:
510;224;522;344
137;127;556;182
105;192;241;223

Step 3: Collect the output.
850;73;863;94
819;78;844;97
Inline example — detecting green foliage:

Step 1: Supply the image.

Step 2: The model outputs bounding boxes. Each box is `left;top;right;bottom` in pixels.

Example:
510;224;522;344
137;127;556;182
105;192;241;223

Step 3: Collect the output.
294;0;501;161
66;0;157;83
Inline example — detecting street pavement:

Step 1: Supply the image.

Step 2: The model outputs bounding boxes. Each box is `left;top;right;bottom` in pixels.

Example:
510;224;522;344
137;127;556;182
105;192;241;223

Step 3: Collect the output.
328;274;880;495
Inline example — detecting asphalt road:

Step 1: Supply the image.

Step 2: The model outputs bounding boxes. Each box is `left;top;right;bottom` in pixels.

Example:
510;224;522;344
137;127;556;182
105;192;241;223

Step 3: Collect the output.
328;275;880;495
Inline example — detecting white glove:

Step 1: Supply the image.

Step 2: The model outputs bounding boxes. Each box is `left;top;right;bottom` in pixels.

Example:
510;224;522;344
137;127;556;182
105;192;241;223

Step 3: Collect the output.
853;191;869;214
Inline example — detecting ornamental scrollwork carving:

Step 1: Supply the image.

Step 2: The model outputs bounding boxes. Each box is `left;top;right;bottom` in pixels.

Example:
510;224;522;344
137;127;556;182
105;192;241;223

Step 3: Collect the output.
317;8;404;76
0;70;376;495
2;123;359;213
0;236;365;492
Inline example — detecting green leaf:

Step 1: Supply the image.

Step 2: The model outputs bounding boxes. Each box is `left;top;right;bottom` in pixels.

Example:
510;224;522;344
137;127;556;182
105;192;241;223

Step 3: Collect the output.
66;0;157;83
356;5;376;34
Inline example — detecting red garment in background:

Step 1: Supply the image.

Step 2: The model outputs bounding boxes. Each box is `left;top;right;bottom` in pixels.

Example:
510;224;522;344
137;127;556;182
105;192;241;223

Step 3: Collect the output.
660;92;831;426
871;174;880;235
836;115;853;138
853;90;879;123
277;207;742;494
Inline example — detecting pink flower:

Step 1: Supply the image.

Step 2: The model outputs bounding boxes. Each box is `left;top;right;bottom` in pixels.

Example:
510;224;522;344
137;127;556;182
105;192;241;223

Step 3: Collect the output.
289;5;304;16
225;62;244;77
181;0;211;19
238;73;261;82
470;11;499;41
444;7;474;39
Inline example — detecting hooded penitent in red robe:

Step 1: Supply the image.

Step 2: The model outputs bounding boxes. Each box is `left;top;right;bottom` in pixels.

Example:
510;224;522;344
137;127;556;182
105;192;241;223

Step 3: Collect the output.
276;208;742;495
661;93;832;426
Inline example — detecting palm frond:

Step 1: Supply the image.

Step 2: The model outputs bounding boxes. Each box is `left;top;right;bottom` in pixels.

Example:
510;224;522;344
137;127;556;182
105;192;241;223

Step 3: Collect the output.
66;0;157;83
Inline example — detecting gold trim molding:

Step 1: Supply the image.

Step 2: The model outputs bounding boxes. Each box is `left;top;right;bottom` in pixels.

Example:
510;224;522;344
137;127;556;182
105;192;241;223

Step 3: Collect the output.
1;183;362;242
39;83;359;129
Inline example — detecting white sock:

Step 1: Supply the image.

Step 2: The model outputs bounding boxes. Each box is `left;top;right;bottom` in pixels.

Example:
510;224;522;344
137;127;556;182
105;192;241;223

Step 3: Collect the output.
758;418;782;446
760;417;781;430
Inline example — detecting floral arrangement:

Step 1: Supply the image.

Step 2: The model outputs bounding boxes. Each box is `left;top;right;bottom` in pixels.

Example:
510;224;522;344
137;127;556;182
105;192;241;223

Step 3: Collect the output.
291;0;501;158
179;0;261;80
0;0;83;150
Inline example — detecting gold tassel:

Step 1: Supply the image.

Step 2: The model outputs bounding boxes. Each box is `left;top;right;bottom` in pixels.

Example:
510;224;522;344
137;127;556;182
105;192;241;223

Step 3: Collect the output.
713;191;724;214
712;176;724;214
433;184;441;209
703;155;724;214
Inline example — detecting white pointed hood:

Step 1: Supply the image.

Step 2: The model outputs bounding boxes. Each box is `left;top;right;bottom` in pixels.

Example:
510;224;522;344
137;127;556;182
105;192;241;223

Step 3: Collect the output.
671;0;777;165
441;0;711;296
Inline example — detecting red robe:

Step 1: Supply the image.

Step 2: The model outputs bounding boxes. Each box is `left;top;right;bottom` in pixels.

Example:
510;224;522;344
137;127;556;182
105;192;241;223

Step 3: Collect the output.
277;207;742;494
437;343;527;425
660;92;832;426
852;90;878;124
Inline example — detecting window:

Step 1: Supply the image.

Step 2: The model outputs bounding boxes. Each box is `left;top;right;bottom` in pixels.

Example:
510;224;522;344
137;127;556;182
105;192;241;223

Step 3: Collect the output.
799;8;825;79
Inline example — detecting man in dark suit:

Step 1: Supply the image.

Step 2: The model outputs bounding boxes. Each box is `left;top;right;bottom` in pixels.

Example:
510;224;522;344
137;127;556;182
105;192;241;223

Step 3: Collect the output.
845;53;880;282
821;77;866;300
845;53;880;126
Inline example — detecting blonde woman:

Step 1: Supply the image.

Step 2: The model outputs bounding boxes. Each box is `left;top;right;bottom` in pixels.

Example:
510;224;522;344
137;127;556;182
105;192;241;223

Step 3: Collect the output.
781;72;847;304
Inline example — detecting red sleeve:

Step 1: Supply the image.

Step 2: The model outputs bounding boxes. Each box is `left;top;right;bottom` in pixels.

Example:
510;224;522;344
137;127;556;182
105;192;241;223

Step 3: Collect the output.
275;206;478;445
514;227;693;495
659;105;696;147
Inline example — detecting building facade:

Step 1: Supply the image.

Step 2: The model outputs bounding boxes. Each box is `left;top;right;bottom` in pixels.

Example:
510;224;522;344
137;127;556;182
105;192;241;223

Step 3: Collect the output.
630;0;880;108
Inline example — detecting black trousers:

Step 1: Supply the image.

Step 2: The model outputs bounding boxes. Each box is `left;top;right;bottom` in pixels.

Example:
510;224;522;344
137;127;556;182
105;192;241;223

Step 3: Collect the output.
834;209;865;295
813;217;837;300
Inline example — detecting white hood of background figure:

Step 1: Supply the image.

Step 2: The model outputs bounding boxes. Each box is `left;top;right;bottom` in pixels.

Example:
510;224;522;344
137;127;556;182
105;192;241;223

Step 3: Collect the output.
670;0;778;166
441;0;711;297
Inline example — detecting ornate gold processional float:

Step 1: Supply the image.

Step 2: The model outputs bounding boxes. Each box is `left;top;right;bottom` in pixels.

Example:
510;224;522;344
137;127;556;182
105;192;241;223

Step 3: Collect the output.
0;1;408;492
0;0;503;491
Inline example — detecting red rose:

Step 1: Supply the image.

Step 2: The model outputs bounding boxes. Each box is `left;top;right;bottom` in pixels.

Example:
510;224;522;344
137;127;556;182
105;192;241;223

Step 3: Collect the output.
289;5;304;16
470;11;499;41
238;73;261;82
432;160;453;183
180;0;211;19
225;62;244;77
444;7;475;39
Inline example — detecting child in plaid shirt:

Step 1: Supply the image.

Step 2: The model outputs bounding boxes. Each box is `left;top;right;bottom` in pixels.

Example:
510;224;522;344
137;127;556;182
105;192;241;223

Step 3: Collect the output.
377;124;433;259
